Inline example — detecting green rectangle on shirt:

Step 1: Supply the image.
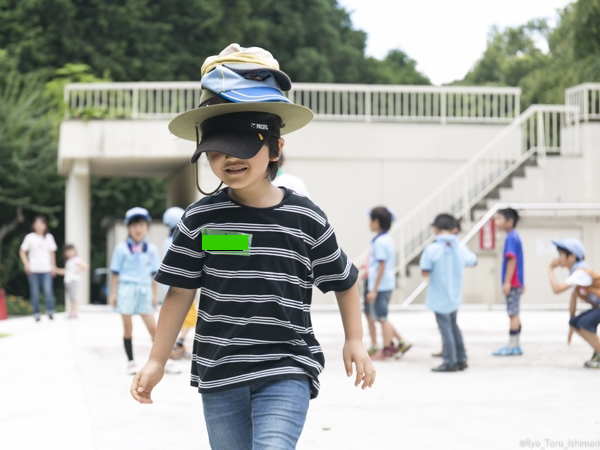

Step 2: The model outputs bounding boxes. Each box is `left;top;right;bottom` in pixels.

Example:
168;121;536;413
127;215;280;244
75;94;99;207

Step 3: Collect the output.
201;234;249;251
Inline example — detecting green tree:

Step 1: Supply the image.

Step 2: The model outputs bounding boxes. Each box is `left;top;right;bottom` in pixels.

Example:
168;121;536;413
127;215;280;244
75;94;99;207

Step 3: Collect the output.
0;69;64;292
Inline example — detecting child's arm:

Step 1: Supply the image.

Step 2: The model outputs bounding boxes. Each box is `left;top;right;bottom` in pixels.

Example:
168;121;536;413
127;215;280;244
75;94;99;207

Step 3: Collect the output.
366;261;385;304
55;267;65;276
547;259;571;294
503;257;517;296
19;249;31;275
152;279;159;308
335;281;376;390
77;260;89;272
131;287;196;403
108;274;119;307
50;251;57;277
568;289;578;344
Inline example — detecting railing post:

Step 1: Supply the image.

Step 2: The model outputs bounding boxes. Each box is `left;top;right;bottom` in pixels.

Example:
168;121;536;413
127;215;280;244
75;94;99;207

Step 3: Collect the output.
583;87;589;122
132;87;139;120
398;225;406;289
440;91;446;125
365;90;371;123
63;86;70;118
537;111;546;167
463;172;471;228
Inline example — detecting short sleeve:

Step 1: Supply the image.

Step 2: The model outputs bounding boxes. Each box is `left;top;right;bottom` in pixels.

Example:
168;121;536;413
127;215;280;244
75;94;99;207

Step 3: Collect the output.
460;244;478;267
311;222;358;293
505;234;518;258
20;234;31;251
47;234;58;252
565;270;593;287
420;246;434;272
110;245;124;274
154;212;205;289
372;238;387;262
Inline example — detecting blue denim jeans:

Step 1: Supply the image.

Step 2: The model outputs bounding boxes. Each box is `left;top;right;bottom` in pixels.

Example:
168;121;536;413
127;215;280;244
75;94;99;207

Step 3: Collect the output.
28;272;55;317
201;378;310;450
435;311;466;366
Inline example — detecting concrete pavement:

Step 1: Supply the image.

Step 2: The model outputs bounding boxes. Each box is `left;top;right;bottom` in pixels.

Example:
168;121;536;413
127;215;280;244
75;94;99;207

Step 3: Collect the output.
1;307;598;450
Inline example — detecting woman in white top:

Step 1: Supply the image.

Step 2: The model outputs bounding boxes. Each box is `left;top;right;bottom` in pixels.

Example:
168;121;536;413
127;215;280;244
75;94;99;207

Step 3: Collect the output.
19;216;58;321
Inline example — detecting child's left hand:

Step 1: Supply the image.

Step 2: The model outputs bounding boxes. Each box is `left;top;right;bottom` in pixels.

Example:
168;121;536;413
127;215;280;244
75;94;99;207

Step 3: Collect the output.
343;338;376;390
366;291;377;304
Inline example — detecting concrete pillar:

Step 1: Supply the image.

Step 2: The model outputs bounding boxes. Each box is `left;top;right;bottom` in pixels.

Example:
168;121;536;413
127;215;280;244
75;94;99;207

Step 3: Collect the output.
65;160;90;305
167;164;199;208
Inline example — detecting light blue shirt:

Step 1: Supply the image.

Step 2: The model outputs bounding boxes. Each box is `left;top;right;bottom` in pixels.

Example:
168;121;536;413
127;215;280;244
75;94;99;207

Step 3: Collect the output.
420;234;477;314
367;232;396;292
110;239;160;285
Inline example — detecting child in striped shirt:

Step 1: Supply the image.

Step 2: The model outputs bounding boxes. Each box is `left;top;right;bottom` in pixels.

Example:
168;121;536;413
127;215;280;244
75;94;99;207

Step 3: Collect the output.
130;44;375;449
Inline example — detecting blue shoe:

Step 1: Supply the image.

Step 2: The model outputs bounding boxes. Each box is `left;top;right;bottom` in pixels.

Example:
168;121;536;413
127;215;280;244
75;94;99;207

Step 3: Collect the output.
509;346;523;356
492;345;511;356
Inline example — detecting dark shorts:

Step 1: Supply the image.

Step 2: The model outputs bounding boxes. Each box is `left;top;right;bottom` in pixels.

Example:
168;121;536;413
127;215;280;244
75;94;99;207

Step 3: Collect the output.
505;287;522;316
569;308;600;333
365;290;392;321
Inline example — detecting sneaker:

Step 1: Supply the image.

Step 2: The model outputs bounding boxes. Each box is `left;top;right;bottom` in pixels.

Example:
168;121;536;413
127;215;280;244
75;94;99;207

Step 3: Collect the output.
171;344;192;359
493;345;522;356
456;361;468;371
165;361;182;374
509;346;523;356
370;350;390;361
397;341;412;354
584;353;600;369
367;345;379;356
383;345;399;358
48;313;54;320
431;350;442;358
431;363;458;372
127;360;138;375
34;315;41;322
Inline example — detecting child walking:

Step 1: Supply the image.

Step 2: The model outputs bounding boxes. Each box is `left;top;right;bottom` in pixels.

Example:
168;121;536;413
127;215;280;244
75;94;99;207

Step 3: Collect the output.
365;206;411;359
162;206;196;360
547;238;600;368
19;215;58;321
131;44;375;449
493;208;525;356
109;207;180;375
57;244;88;318
420;214;477;372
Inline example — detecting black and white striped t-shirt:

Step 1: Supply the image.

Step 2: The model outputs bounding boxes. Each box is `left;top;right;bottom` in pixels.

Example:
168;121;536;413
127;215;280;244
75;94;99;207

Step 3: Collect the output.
155;187;358;399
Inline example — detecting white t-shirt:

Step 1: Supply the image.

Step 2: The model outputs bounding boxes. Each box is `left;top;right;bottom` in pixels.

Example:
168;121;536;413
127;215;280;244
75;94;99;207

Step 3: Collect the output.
273;173;310;198
20;232;57;273
565;269;593;297
64;256;83;284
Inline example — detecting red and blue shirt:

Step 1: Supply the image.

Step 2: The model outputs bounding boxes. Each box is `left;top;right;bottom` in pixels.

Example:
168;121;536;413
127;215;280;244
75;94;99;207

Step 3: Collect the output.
501;230;524;288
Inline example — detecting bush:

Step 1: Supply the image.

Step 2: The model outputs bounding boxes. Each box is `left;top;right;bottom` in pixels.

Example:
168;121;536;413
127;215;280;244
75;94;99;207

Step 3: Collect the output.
6;294;65;316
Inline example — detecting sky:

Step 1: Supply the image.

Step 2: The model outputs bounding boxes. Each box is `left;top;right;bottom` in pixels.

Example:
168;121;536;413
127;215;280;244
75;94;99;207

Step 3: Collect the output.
337;0;573;85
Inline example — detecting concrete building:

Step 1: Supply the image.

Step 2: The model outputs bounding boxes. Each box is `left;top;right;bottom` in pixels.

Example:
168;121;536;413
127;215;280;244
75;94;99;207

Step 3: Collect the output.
58;82;600;306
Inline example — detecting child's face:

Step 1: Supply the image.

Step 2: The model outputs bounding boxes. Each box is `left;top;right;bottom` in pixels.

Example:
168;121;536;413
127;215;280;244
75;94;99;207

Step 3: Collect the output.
494;214;512;232
557;250;575;268
128;220;149;243
33;219;47;235
65;248;76;259
369;218;380;232
206;142;280;190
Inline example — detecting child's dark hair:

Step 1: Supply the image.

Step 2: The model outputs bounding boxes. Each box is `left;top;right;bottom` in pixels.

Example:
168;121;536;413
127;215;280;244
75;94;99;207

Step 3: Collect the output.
370;207;393;231
432;213;457;231
128;216;149;226
557;246;583;262
498;208;519;227
64;244;76;252
32;215;49;235
265;114;284;181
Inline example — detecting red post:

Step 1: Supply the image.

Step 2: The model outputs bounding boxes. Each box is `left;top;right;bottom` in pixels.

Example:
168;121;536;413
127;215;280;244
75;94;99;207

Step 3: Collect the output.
0;289;7;320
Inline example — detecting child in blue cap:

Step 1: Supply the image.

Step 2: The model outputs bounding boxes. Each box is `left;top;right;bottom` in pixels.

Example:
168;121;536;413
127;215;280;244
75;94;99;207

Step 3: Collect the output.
109;207;180;375
130;44;374;449
548;238;600;368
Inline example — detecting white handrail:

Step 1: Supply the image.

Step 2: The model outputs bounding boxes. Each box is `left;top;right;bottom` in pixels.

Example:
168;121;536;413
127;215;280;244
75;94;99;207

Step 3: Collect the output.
62;82;521;123
401;203;600;307
566;83;600;122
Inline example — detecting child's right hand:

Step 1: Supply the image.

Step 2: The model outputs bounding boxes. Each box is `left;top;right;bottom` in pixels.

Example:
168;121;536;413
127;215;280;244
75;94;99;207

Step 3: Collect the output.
131;360;164;404
108;293;116;308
